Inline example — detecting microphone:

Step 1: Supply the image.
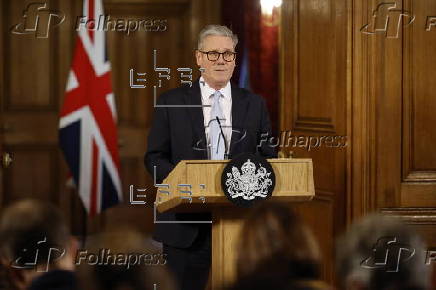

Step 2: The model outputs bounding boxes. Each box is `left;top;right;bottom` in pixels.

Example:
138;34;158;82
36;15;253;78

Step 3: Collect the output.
215;116;229;159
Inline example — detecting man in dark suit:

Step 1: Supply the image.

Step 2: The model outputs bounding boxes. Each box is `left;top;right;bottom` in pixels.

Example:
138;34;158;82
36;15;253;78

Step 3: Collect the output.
145;24;276;290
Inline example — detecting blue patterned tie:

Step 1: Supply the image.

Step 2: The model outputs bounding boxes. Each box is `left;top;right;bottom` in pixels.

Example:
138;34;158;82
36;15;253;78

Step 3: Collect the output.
210;91;225;160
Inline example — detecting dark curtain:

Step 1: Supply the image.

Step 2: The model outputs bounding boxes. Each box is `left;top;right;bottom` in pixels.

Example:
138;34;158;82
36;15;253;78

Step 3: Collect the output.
222;0;279;135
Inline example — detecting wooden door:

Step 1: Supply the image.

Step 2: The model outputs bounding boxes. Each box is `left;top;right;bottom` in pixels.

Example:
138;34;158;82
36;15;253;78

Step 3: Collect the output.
350;0;436;282
1;0;69;214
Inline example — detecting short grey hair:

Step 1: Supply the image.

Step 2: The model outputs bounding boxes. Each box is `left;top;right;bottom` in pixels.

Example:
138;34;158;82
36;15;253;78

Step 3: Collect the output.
197;25;238;50
336;213;430;290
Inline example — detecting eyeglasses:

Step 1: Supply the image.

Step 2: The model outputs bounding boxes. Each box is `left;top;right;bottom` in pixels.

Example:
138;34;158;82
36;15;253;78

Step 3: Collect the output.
199;50;236;62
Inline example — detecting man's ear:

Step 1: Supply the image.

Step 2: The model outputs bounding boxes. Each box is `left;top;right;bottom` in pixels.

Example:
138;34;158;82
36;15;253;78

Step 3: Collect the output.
68;237;79;261
69;237;79;255
195;50;202;67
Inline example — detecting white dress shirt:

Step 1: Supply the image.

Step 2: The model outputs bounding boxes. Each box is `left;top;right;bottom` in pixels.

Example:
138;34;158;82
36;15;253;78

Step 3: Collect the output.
199;77;232;157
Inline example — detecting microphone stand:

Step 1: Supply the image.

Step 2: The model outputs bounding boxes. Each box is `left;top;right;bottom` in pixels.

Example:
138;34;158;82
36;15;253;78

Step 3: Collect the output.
216;116;229;159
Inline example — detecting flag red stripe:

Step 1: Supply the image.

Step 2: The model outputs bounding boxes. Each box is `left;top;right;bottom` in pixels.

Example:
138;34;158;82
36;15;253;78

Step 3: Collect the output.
88;0;94;42
90;139;99;216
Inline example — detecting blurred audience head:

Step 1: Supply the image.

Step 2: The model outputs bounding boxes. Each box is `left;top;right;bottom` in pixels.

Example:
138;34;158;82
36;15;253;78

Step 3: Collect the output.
229;256;331;290
77;228;175;290
336;213;431;290
236;203;321;280
0;199;76;290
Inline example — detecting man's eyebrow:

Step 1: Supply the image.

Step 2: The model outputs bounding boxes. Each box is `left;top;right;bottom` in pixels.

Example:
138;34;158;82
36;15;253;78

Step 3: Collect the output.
206;50;234;53
205;49;234;52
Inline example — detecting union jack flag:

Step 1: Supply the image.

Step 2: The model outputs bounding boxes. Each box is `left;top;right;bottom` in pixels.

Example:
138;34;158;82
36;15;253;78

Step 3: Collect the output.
59;0;122;216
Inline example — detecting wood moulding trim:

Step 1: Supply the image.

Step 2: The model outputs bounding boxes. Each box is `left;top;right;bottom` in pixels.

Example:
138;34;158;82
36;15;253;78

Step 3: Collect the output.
380;208;436;225
347;0;378;224
294;117;336;133
314;189;335;203
345;0;353;225
403;171;436;182
279;0;298;131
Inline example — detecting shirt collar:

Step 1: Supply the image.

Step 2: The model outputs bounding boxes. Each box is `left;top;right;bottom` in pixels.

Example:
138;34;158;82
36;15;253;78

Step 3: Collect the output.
199;77;231;101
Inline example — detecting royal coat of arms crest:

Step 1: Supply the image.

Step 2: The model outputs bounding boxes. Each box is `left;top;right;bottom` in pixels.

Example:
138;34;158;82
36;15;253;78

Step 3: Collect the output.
225;159;272;200
221;153;276;207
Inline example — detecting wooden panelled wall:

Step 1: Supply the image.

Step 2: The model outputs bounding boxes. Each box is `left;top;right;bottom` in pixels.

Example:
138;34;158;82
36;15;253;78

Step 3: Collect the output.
280;0;347;283
0;0;219;234
280;0;436;284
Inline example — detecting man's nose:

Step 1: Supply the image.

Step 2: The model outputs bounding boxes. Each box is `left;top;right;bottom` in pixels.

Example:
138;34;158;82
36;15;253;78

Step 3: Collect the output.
215;56;226;64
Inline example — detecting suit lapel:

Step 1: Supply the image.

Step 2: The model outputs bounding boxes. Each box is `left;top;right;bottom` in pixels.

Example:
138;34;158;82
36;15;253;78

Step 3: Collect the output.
183;80;207;155
230;85;250;156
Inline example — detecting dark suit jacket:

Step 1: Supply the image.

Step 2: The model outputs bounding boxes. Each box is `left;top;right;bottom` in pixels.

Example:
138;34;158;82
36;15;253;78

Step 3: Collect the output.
28;270;77;290
144;80;276;248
